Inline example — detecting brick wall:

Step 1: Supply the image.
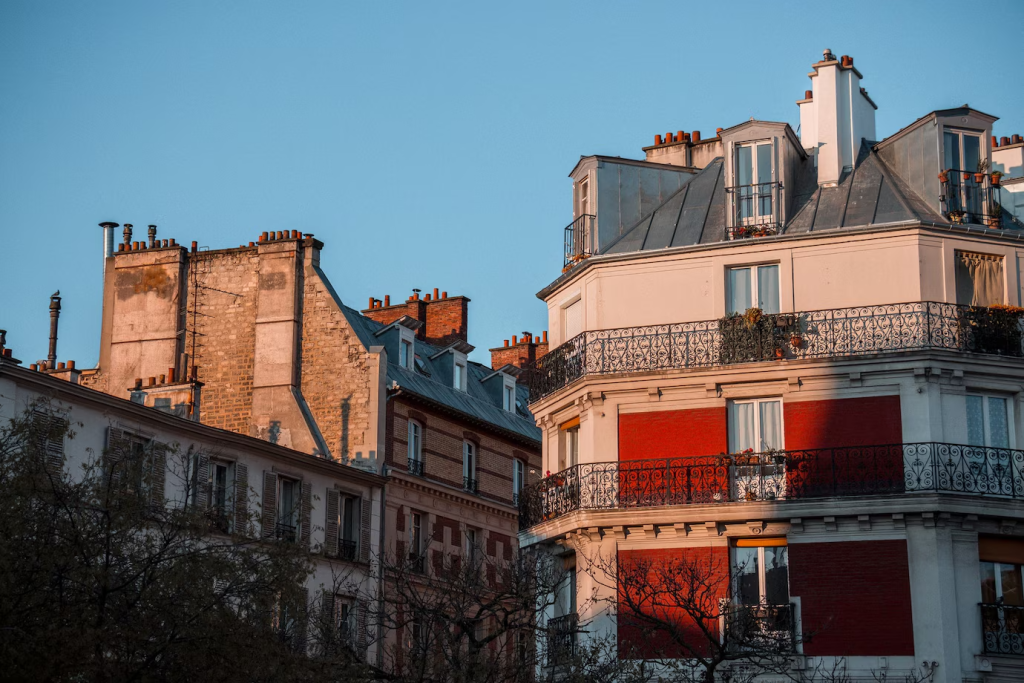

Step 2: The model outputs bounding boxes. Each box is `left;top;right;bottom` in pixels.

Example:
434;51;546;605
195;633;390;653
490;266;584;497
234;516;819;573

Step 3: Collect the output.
424;296;469;346
789;540;914;656
362;299;428;335
488;333;548;371
301;267;375;461
617;546;729;659
784;396;902;449
619;408;729;461
390;398;541;506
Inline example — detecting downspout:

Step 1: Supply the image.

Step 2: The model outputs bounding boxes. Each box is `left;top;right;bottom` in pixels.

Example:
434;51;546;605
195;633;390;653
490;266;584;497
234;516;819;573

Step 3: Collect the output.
376;383;397;670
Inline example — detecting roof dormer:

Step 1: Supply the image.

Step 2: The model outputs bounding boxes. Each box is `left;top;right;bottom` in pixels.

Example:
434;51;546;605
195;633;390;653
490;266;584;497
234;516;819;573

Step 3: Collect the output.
480;364;521;412
428;340;475;392
373;315;424;370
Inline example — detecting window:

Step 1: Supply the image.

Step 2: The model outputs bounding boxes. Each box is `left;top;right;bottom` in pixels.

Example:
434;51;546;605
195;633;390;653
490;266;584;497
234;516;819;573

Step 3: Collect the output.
955;252;1004;307
945;129;986;219
209;460;234;533
408;615;426;653
727;264;779;315
967;394;1012;448
463;441;477;493
512;458;525;503
559;418;580;471
339;494;361;561
277;477;300;542
980;537;1024;649
945;129;983;173
503;382;516;412
564;299;582;340
409;512;424;573
407;420;423;475
335;597;356;644
729;398;783;453
735;142;774;222
733;539;790;607
454;361;466;391
400;338;413;370
464;528;478;567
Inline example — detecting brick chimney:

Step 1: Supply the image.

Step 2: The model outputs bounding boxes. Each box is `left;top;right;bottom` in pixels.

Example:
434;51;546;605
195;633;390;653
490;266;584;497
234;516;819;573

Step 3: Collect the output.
489;331;549;377
362;288;469;346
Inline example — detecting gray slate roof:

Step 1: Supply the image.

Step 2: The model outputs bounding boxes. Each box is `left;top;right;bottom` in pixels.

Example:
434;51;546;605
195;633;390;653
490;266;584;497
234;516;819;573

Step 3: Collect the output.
312;274;540;444
602;142;948;256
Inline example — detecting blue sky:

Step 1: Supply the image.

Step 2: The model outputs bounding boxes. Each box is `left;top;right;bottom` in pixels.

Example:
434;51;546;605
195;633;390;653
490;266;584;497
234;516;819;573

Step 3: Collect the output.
2;1;1022;367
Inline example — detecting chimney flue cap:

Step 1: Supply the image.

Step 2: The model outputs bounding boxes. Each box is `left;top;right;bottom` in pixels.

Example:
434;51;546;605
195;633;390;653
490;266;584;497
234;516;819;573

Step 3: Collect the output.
99;221;119;229
822;48;835;62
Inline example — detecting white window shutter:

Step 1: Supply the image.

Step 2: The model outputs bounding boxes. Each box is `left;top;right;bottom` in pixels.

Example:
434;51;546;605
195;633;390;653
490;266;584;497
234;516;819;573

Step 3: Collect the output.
325;489;340;557
564;300;582;339
233;462;248;535
194;452;210;509
261;471;278;539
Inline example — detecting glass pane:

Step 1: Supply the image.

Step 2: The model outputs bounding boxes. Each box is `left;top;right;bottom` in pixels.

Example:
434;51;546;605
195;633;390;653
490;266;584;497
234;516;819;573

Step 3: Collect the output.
981;561;998;603
734;547;760;605
759;401;782;451
964;135;981;174
967;396;985;447
756;144;772;185
944;131;960;171
988;397;1010;448
757;265;780;314
731;402;756;453
343;497;358;541
763;546;789;604
728;268;752;314
737;146;753;186
1002;564;1024;606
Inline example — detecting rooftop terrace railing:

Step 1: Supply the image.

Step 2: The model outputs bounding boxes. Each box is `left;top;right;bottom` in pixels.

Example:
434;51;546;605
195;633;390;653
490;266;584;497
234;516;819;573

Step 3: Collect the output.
941;170;1001;228
518;442;1024;529
524;302;1024;402
725;181;782;240
564;215;596;271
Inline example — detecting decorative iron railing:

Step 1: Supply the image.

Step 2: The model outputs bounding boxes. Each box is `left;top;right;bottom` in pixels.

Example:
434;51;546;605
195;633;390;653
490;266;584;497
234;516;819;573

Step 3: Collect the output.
982;603;1024;655
941;170;1000;227
338;539;358;562
726;182;781;240
564;215;596;271
524;302;1024;401
518;442;1024;529
723;603;796;652
464;477;478;494
407;459;425;477
547;614;579;666
276;522;298;543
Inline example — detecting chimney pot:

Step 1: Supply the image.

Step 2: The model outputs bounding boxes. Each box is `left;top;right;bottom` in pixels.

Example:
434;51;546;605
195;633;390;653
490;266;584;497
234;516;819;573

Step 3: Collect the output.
2;349;10;358
1000;136;1010;146
147;377;156;387
132;241;139;250
384;295;390;306
158;374;165;384
682;132;690;142
291;230;299;239
248;241;254;247
992;136;998;147
655;134;662;145
167;368;175;382
191;241;198;253
716;127;723;135
67;360;74;369
504;340;509;347
424;293;431;301
512;335;518;345
162;239;168;247
805;90;813;100
134;378;142;389
169;238;176;246
147;224;157;248
123;224;133;245
369;297;375;308
442;291;447;299
57;362;65;370
433;287;439;300
29;364;37;371
118;243;125;252
543;330;548;343
691;130;701;143
1015;134;1023;144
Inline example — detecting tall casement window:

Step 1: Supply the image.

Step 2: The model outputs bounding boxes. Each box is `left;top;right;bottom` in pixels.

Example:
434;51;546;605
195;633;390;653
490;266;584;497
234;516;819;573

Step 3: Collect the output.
407;420;423;475
945;129;983;173
512;458;525;503
400;338;413;370
966;393;1013;448
944;129;986;219
409;511;424;573
955;251;1004;307
733;538;790;608
208;459;235;533
454;360;467;391
729;398;783;453
563;299;583;340
464;528;479;568
577;177;590;217
463;441;477;494
980;537;1024;651
503;381;516;412
277;477;300;542
727;264;779;315
734;141;774;223
338;494;361;561
559;417;580;471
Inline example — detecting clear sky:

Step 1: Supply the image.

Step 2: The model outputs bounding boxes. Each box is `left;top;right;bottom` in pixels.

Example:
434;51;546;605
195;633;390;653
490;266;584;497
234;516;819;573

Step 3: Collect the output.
2;1;1022;368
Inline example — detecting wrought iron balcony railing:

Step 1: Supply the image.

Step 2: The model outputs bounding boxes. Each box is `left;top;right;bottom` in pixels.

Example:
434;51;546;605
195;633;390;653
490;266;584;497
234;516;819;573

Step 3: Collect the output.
982;602;1024;655
338;539;358;562
464;477;478;494
407;458;425;477
726;182;781;240
524;302;1024;402
547;614;579;666
941;170;1001;227
276;522;298;543
408;553;426;574
518;442;1024;529
564;215;596;271
723;602;796;652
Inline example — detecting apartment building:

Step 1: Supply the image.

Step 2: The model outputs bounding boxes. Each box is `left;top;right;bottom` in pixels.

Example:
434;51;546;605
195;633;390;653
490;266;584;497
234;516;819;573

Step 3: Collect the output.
0;339;385;662
519;50;1024;683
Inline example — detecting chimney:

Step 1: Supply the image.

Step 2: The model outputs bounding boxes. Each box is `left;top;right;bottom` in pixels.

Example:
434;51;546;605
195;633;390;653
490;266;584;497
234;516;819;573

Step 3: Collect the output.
798;49;876;185
47;291;61;367
488;330;551;378
99;222;118;270
424;292;470;346
362;294;428;337
147;224;157;248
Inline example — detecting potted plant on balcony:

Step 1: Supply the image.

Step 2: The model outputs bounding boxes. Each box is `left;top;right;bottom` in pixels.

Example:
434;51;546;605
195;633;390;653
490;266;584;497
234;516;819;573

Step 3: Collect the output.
938;170;949;184
963;304;1024;356
992;171;1003;187
790;333;804;349
720;308;791;365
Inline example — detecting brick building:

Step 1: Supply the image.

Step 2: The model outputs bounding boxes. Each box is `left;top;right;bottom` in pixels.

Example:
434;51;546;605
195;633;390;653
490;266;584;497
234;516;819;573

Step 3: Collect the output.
519;50;1024;683
78;227;543;667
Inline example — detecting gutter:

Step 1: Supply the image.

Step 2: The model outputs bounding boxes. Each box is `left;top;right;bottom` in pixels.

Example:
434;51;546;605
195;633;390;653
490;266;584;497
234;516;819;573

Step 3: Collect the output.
537;219;1024;300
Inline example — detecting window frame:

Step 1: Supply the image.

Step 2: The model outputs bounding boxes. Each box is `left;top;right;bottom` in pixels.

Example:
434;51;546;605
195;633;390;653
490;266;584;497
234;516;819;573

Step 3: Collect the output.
944;128;984;172
733;140;775;223
407;419;423;465
728;397;785;453
731;539;790;607
277;476;301;542
409;511;424;558
338;493;361;559
502;376;516;412
463;440;477;492
209;459;235;532
966;392;1015;448
512;458;525;500
726;263;780;315
563;297;583;341
577;176;590;217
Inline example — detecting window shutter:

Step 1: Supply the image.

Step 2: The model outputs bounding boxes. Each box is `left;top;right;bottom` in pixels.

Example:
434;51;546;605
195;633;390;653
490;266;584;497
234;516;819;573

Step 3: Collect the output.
105;427;128;486
564;300;582;339
300;480;312;548
233;462;248;535
321;589;335;630
194;453;210;509
261;471;278;540
325;489;340;557
294;587;309;655
149;443;167;510
359;496;371;563
33;410;66;473
356;599;368;656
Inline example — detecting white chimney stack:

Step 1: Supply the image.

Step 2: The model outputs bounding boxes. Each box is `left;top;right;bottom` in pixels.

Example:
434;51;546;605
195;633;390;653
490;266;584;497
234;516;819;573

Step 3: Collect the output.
798;49;877;186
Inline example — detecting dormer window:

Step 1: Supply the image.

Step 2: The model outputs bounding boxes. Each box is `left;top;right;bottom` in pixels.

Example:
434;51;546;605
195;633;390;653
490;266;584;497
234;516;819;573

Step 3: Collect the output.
453;352;468;392
400;338;413;369
942;128;996;226
502;378;516;412
729;141;777;239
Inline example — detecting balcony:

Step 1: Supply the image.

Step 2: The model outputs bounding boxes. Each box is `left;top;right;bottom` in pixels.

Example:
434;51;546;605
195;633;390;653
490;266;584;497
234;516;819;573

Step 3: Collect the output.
407;458;425;477
518;442;1024;529
547;614;578;666
338;539;358;562
564;215;596;271
524;302;1024;402
408;553;426;574
726;182;781;240
982;603;1024;655
723;603;796;652
464;477;478;495
941;170;1001;227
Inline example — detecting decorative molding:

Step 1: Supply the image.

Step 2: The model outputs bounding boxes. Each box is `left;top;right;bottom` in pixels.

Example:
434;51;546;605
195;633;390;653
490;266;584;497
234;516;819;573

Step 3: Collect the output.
858;515;871;531
790;517;804;533
823;516;837;532
648;387;661;402
705;521;721;536
642;524;657;539
892;513;906;530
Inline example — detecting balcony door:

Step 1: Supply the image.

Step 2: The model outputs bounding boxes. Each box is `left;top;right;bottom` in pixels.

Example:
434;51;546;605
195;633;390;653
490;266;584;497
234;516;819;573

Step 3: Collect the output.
731;539;792;643
944;129;984;217
729;398;785;501
735;142;774;223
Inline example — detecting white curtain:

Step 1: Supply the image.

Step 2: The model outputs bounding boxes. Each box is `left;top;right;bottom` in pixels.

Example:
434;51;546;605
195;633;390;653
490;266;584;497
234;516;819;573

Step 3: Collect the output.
728;268;752;315
956;252;1004;306
759;400;782;450
731;402;755;452
757;265;780;314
